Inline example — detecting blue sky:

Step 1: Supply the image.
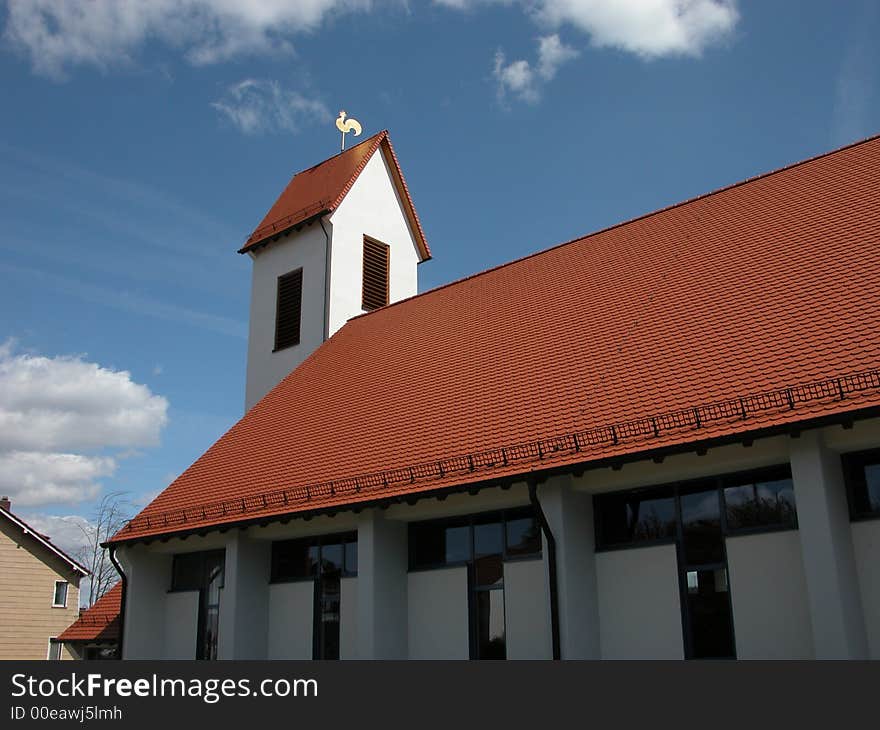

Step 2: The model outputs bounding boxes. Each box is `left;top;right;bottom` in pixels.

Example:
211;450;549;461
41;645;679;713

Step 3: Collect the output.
0;1;878;556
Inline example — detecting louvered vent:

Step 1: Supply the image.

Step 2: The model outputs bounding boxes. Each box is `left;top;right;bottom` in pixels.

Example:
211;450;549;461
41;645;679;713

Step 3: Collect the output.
274;268;303;351
362;237;390;311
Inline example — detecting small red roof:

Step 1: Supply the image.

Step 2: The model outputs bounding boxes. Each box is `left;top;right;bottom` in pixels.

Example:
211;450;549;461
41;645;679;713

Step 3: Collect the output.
113;134;880;544
239;130;431;259
58;582;122;643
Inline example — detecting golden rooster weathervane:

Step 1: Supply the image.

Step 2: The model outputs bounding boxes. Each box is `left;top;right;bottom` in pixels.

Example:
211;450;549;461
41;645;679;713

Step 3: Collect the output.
336;110;362;151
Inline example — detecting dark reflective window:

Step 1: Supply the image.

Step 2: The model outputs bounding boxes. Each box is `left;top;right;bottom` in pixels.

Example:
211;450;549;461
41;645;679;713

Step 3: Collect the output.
445;524;471;563
321;542;344;576
171;550;225;660
685;568;735;659
271;533;356;582
171;552;203;591
408;508;540;661
409;508;542;571
842;450;880;519
474;589;506;660
473;521;503;587
316;576;341;660
724;477;796;531
505;513;541;557
344;540;358;574
680;488;723;565
596;489;676;547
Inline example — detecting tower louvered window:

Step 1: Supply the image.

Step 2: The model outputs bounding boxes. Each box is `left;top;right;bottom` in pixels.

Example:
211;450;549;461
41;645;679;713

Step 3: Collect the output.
362;236;390;311
274;268;303;351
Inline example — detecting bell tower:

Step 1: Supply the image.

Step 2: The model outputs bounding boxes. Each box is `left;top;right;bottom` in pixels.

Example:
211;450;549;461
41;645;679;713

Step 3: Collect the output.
240;130;431;411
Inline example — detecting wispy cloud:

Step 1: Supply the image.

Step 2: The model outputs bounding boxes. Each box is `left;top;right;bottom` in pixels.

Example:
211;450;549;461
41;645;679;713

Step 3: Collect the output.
494;34;579;104
212;79;331;135
0;261;248;339
3;0;373;79
450;0;740;104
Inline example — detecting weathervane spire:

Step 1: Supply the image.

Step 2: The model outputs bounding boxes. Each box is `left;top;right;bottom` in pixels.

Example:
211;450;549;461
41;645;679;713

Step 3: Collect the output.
335;110;362;151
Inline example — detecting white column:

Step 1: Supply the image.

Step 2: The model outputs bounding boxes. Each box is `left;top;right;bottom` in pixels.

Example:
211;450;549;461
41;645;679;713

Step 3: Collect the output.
789;430;868;659
537;474;600;659
218;532;270;659
116;545;171;659
356;509;408;659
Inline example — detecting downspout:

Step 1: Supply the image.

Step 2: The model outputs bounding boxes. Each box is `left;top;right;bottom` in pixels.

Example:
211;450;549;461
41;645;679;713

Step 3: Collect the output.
319;216;331;341
108;545;127;660
528;480;561;660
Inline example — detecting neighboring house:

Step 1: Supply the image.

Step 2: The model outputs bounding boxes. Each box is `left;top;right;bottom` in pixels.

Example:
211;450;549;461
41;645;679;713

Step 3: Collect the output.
108;132;880;660
57;582;122;660
0;497;88;659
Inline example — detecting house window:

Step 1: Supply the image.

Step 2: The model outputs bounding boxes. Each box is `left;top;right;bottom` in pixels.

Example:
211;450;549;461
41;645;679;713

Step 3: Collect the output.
170;550;225;660
52;581;68;608
408;507;542;660
274;268;303;351
362;236;389;311
47;640;62;660
593;464;795;660
270;532;357;660
841;448;880;520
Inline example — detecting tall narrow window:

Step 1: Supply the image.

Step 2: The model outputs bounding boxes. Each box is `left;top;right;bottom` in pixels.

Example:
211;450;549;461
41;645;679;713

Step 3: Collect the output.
171;549;225;660
274;268;303;351
270;532;357;660
52;581;68;608
362;236;389;311
409;507;542;660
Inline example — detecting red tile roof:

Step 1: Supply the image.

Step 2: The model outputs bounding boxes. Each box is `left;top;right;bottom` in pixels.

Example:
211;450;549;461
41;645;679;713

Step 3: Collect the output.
239;130;431;260
113;134;880;544
57;582;122;643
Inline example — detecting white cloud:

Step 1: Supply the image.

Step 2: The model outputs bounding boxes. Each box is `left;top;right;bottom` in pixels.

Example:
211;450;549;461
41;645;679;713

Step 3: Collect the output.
0;341;168;506
535;0;739;58
3;0;372;78
493;33;578;104
15;513;93;557
212;79;331;135
0;452;112;506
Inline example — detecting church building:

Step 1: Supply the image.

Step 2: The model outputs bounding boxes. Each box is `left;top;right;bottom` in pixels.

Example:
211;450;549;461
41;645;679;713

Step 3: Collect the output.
107;129;880;660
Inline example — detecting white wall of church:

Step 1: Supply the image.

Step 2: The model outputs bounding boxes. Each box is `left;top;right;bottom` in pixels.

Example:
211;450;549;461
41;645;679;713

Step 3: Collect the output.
267;582;314;659
244;223;328;411
407;567;469;659
596;544;684;659
852;519;880;659
164;591;199;660
340;577;358;659
726;530;813;659
504;558;552;659
327;148;420;335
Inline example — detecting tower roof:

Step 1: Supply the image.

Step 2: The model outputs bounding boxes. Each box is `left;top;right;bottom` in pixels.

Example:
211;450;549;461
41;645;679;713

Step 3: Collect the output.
113;134;880;544
239;130;431;260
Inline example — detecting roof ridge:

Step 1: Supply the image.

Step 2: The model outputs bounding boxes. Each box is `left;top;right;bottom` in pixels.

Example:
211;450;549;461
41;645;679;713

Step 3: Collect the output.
349;131;880;323
327;130;388;211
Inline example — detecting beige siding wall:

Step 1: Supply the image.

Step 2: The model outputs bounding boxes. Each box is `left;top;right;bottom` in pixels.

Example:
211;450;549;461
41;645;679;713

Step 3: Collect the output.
0;519;82;660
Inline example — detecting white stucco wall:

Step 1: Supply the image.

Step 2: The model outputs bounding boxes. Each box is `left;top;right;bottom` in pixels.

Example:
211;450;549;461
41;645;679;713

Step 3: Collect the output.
327;148;420;335
504;558;552;659
726;530;813;659
244;223;328;410
340;577;358;660
267;582;314;659
407;567;469;659
164;591;199;660
117;546;172;660
596;544;684;659
852;519;880;659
